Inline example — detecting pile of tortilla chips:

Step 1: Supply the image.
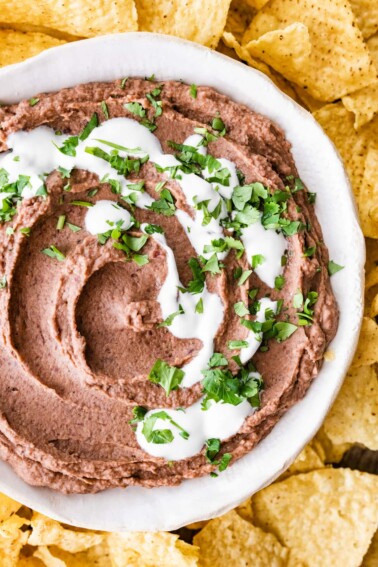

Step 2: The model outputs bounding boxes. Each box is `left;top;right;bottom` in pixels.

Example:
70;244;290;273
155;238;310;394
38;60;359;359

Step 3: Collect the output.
0;0;378;565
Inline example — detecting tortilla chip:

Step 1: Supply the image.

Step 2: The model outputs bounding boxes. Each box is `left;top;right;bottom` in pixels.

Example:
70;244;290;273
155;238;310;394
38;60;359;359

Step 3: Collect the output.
243;0;376;101
193;510;289;567
27;512;102;553
225;0;256;43
323;365;378;455
362;530;378;567
0;493;21;522
291;85;324;112
367;35;378;69
278;444;325;481
0;0;137;38
186;521;208;530
359;143;378;238
39;542;112;567
33;547;66;567
246;23;312;83
313;103;368;199
252;469;378;567
349;0;378;40
235;499;254;523
342;81;378;129
108;532;199;567
222;31;299;101
17;557;45;566
0;30;65;68
245;0;269;9
0;514;29;567
135;0;231;48
352;317;378;367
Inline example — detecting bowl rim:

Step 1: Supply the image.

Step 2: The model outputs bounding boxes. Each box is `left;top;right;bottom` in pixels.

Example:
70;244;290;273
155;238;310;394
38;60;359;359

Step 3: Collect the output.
0;31;365;531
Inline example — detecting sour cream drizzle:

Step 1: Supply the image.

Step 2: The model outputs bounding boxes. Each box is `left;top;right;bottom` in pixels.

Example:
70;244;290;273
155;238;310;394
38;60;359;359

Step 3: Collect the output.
0;115;288;461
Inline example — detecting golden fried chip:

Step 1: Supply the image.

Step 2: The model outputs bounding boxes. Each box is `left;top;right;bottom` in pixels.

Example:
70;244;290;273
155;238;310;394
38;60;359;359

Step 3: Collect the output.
342;82;378;129
0;514;29;567
323;365;378;455
0;493;21;522
27;512;102;553
359;143;378;238
243;0;376;101
349;0;378;40
235;498;254;523
245;0;269;9
252;469;378;567
0;0;137;38
135;0;231;48
108;532;199;567
362;530;378;567
352;317;378;366
17;557;45;566
313;103;368;199
222;31;299;100
225;0;255;43
36;542;112;567
186;521;208;530
246;23;312;84
33;547;66;567
278;444;325;481
0;30;65;68
368;35;378;68
291;85;324;112
193;510;289;566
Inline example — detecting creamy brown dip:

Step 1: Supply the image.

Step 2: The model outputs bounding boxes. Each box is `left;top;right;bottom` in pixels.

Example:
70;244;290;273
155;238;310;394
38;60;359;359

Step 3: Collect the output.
0;79;338;493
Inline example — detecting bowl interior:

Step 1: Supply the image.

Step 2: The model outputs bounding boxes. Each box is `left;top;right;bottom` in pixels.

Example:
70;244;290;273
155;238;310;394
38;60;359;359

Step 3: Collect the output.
0;32;364;531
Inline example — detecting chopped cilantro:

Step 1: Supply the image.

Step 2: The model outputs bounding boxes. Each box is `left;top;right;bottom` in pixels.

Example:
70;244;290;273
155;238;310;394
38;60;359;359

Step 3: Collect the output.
147;189;176;217
71;200;93;207
328;260;344;276
195;297;204;314
202;253;221;275
67;222;81;233
56;215;66;230
129;406;147;425
238;269;252;286
211;116;226;135
0;275;7;289
142;410;189;444
219;453;232;472
303;245;316;257
57;166;71;179
19;227;30;236
234;301;249;317
205;438;221;462
274;322;297;342
186;258;205;294
101;101;109;119
201;366;263;407
148;359;185;396
190;84;198;99
143;223;164;235
227;340;249;349
274;275;285;290
159;305;185;327
41;245;65;261
125;101;146;117
28;97;39;107
208;353;228;367
251;254;265;269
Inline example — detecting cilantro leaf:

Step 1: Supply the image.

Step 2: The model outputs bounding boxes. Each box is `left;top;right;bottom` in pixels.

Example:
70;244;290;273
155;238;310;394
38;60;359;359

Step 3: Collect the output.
328;260;344;276
148;359;185;396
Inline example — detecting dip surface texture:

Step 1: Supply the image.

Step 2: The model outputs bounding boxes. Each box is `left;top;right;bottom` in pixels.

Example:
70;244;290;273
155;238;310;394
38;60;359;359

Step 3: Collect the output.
0;79;338;493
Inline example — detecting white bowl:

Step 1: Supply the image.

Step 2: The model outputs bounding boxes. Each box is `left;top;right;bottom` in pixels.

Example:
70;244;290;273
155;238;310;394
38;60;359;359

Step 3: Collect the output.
0;32;364;531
